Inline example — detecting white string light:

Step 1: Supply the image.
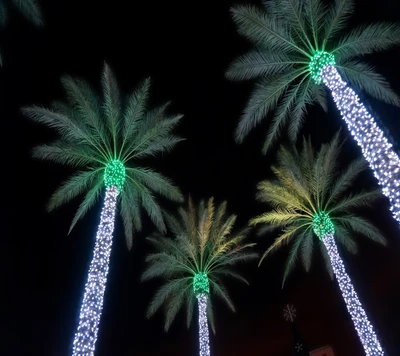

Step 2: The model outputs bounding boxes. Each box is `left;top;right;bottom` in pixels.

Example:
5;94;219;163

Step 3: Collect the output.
322;233;384;356
322;65;400;223
72;185;119;356
197;293;211;356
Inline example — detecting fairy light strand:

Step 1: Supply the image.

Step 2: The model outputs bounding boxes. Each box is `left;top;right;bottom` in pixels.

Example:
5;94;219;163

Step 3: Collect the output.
322;65;400;223
72;185;119;356
322;233;384;356
197;293;211;356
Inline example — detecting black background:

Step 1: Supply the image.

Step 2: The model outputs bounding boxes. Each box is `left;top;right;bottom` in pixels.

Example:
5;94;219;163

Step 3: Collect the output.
2;0;400;355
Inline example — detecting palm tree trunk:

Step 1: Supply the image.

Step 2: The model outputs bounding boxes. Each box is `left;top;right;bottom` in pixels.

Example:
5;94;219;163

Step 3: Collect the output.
72;185;119;356
197;293;211;356
322;65;400;223
322;233;384;356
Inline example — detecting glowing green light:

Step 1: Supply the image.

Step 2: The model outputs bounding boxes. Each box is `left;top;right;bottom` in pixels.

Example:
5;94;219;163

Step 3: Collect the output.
309;51;335;84
312;211;335;239
104;159;125;191
193;272;210;297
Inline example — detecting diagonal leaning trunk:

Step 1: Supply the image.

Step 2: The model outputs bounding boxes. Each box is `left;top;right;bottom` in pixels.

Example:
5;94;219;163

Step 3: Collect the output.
72;185;119;356
197;293;211;356
322;233;384;356
322;65;400;223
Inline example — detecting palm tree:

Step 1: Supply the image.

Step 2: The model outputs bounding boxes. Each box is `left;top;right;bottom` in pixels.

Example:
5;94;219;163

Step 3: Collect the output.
23;63;183;356
142;197;257;356
0;0;43;64
251;133;386;356
227;0;400;224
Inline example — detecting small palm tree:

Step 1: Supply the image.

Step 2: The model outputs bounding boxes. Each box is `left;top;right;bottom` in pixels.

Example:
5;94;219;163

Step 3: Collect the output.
142;197;257;356
228;0;400;224
23;63;183;356
251;133;386;356
0;0;43;64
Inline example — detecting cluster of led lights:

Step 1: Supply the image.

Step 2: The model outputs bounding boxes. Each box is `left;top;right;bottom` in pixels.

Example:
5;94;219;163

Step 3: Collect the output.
72;185;119;356
312;211;335;239
73;160;126;356
322;233;384;356
194;272;210;296
104;159;126;191
197;294;211;356
194;272;211;356
309;51;335;84
321;64;400;223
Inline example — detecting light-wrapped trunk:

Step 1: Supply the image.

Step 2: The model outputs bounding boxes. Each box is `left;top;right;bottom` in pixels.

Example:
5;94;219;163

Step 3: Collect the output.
197;293;211;356
72;185;119;356
322;65;400;223
322;233;384;356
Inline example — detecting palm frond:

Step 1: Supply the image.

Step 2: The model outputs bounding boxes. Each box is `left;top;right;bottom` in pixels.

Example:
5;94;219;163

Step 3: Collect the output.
336;216;387;246
230;5;299;53
127;167;183;203
225;51;295;81
333;23;400;59
338;61;400;106
282;236;303;287
68;181;103;234
12;0;43;26
47;170;102;211
0;3;7;26
322;0;354;46
146;278;190;319
300;228;314;272
209;279;235;312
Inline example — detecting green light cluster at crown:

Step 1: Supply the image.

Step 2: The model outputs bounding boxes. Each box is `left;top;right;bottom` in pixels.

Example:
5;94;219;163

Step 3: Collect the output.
193;272;210;297
309;51;335;84
312;211;335;239
104;159;126;191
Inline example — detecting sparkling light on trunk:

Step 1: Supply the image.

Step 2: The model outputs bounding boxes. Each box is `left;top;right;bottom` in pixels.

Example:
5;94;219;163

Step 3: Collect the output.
322;233;384;356
197;293;211;356
72;185;119;356
322;65;400;223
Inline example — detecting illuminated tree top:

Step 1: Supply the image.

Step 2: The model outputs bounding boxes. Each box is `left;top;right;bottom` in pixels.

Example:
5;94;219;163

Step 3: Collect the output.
251;132;386;285
104;159;126;191
309;51;335;84
23;63;183;248
312;211;335;239
227;0;400;152
142;197;258;332
193;272;210;297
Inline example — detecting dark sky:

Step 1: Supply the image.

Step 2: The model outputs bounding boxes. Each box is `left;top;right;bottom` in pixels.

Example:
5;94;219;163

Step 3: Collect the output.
2;0;400;355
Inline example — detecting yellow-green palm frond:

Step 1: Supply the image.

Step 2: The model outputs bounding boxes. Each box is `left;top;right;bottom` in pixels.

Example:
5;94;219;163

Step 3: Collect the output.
142;197;258;332
254;132;386;284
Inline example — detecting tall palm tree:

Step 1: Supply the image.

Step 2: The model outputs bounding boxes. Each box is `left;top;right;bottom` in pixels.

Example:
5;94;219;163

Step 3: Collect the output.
0;0;43;64
142;197;257;356
251;133;387;356
23;63;183;356
227;0;400;224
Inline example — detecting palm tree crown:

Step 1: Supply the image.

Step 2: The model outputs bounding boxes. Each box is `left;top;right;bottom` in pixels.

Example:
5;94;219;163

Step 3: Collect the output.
23;63;183;248
142;197;258;331
0;0;43;26
251;133;387;285
227;0;400;151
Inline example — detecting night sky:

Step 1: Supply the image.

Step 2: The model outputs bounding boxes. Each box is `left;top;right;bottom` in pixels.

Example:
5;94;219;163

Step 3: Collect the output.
2;0;400;355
